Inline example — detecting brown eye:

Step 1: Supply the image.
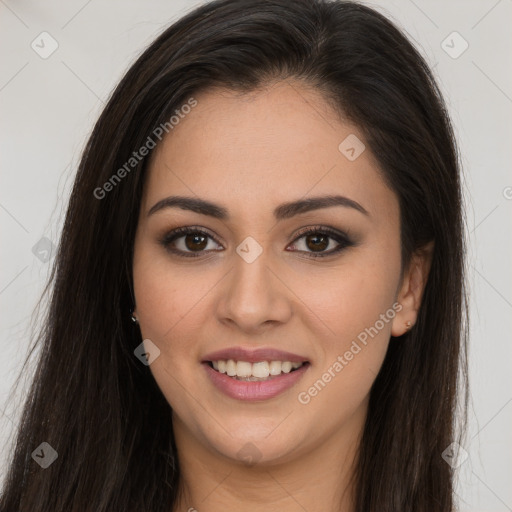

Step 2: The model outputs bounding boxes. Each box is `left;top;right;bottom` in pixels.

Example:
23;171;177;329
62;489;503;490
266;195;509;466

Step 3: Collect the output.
305;233;329;252
183;233;208;251
160;227;223;257
288;226;354;258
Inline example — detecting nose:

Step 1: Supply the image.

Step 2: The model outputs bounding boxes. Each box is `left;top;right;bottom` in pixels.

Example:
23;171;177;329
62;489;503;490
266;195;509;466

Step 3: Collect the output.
215;249;293;334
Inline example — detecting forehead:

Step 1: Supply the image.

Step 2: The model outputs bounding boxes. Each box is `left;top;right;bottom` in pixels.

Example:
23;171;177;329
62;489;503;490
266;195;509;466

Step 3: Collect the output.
141;81;398;224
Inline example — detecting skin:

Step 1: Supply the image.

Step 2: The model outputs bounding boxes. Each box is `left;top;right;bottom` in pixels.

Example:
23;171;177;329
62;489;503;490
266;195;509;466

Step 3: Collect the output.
132;80;433;512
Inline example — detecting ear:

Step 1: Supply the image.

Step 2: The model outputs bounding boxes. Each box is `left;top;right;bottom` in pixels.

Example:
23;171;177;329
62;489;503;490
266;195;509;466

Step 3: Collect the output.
391;241;434;337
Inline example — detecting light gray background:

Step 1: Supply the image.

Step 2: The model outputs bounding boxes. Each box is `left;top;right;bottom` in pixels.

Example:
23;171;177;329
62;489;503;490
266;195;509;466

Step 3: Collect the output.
1;1;511;510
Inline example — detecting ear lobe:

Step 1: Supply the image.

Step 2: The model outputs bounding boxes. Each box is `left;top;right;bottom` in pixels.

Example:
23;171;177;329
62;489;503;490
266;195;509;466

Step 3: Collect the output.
391;241;434;337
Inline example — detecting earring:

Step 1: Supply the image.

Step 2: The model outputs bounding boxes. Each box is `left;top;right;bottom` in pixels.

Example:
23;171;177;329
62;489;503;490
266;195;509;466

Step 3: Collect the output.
130;310;138;324
405;321;412;331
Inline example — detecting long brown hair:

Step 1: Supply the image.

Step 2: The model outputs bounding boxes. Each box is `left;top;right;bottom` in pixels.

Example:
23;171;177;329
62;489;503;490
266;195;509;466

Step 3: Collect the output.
0;1;468;510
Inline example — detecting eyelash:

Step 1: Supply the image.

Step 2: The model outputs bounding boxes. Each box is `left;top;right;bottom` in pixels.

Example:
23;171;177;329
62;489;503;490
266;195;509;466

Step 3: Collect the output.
159;225;354;259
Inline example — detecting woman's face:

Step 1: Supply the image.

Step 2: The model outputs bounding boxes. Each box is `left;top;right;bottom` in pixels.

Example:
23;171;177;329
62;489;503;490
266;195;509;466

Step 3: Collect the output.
132;81;416;466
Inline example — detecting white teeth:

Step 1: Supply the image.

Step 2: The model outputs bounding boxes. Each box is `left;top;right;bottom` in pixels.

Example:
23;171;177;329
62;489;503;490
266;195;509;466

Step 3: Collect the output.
226;359;237;377
269;361;282;376
252;361;270;378
281;361;292;374
236;361;252;377
210;359;305;378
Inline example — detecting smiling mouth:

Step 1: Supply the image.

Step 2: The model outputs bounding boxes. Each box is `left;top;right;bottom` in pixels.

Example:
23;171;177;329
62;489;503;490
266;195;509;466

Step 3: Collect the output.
205;360;310;381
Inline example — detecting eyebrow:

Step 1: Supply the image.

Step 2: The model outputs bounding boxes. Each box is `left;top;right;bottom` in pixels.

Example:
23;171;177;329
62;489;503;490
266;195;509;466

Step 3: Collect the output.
147;194;369;220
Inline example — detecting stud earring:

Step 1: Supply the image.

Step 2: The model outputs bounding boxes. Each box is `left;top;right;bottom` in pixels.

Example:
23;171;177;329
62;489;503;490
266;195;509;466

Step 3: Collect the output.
405;321;412;331
130;310;138;324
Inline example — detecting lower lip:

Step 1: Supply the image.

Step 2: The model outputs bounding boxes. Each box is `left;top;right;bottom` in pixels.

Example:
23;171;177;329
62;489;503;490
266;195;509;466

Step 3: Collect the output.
203;362;310;401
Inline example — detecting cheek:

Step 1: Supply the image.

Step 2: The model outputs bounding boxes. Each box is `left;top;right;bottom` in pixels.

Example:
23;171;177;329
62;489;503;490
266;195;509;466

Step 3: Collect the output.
132;237;208;335
293;248;401;348
292;244;401;409
132;244;222;384
132;242;175;352
132;252;207;410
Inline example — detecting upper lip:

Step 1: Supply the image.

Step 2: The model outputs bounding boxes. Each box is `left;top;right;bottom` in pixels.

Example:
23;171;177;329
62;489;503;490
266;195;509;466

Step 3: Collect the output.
202;347;309;364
